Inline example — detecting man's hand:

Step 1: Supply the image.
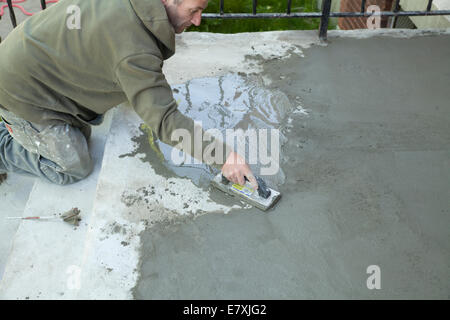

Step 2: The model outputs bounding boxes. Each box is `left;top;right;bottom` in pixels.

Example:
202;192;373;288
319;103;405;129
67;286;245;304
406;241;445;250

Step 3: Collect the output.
221;151;258;190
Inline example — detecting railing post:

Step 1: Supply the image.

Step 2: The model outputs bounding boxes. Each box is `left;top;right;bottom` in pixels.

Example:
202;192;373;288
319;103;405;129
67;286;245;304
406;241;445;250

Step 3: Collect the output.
287;0;292;15
391;0;401;28
6;0;17;28
41;0;47;10
319;0;332;41
361;0;367;13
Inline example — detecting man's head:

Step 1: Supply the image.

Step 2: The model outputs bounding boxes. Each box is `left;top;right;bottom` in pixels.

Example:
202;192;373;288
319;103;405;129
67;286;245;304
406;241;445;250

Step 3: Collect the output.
161;0;208;34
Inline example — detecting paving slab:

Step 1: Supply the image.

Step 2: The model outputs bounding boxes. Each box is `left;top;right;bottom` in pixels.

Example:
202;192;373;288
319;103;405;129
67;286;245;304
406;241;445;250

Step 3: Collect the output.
0;109;113;299
0;0;43;286
0;173;35;282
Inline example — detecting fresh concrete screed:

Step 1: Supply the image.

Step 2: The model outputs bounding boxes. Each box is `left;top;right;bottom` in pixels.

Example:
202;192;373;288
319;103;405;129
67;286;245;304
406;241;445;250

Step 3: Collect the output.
0;29;449;299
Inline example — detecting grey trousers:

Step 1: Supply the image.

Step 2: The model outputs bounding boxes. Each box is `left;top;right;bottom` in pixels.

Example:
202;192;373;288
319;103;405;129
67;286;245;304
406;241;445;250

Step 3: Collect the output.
0;109;93;185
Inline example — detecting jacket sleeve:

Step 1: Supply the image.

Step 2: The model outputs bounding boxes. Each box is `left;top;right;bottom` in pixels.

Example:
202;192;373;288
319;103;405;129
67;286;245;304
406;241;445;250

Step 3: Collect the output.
115;53;231;169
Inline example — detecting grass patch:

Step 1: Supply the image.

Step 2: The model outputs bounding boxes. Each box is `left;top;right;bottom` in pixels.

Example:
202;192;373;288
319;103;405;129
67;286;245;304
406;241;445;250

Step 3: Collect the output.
188;0;335;33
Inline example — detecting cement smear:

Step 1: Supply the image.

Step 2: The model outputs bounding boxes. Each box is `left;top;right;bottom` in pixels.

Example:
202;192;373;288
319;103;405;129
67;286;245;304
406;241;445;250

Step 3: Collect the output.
133;34;450;299
121;72;291;189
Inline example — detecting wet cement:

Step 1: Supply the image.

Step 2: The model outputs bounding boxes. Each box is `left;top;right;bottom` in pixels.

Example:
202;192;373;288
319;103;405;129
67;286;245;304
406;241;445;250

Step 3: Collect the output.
120;72;290;192
133;35;450;299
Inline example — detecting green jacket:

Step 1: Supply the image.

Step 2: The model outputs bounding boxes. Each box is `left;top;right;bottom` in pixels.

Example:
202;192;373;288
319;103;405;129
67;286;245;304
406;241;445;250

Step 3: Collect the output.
0;0;229;168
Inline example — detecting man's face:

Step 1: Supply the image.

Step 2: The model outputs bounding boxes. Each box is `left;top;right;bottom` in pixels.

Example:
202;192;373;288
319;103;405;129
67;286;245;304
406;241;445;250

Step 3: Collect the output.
162;0;208;34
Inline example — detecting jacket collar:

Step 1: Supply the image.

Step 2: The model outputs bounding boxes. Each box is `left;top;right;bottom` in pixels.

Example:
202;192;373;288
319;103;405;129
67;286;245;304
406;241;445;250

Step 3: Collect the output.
129;0;175;59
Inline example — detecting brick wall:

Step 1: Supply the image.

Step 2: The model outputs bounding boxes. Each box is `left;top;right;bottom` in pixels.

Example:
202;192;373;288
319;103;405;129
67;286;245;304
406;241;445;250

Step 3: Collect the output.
339;0;394;29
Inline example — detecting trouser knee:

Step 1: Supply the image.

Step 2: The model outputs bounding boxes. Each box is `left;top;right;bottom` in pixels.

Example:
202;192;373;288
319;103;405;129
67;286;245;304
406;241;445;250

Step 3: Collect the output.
0;109;94;185
43;154;94;185
36;123;94;185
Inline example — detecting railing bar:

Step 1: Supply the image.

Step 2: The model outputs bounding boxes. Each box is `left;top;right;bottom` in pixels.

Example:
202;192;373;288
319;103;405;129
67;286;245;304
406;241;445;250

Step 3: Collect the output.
253;0;257;15
427;0;433;12
6;0;17;28
41;0;47;10
392;0;401;28
203;13;321;19
287;0;292;15
332;10;450;17
319;0;331;41
220;0;224;15
202;10;450;19
361;0;366;13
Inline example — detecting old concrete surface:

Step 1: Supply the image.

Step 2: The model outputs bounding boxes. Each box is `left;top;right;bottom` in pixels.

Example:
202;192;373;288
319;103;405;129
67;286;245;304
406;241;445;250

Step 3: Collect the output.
0;0;50;290
71;104;244;299
0;109;113;299
133;30;450;299
0;173;35;282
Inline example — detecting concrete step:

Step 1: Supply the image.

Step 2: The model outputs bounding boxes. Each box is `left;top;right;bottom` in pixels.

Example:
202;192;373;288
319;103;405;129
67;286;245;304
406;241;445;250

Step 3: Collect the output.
63;103;241;299
0;174;35;282
1;103;238;299
0;108;114;299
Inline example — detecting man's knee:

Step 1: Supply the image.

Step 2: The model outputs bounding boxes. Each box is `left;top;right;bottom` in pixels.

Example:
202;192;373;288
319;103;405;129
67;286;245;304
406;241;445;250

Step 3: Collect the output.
64;157;94;184
34;123;94;185
40;155;94;185
0;110;94;184
56;170;92;185
37;123;93;182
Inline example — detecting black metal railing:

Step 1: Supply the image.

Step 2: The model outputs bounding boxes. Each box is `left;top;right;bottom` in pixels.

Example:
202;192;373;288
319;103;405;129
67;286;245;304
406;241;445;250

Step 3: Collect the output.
2;0;450;41
202;0;450;40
